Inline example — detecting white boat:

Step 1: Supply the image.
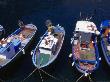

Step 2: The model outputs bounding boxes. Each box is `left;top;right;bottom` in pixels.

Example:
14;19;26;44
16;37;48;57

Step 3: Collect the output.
32;20;65;68
70;20;100;76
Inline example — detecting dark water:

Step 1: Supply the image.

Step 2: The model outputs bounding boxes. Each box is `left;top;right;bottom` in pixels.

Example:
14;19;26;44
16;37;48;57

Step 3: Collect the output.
0;0;110;82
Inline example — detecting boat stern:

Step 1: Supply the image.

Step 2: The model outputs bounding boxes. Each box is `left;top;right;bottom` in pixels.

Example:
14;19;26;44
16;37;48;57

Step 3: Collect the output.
32;49;51;68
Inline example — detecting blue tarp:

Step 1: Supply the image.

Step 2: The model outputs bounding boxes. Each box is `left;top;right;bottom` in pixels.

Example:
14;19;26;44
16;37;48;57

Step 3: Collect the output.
54;26;64;33
0;43;11;52
101;20;110;28
12;39;21;52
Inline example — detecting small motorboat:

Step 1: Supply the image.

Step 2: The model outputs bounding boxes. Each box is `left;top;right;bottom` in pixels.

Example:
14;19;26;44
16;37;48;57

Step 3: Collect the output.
32;20;65;68
100;20;110;66
0;20;37;69
70;20;101;76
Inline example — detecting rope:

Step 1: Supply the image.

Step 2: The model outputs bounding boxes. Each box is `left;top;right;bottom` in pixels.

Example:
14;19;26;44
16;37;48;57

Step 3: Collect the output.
38;69;44;82
22;68;38;82
76;74;84;82
39;68;60;81
22;67;61;82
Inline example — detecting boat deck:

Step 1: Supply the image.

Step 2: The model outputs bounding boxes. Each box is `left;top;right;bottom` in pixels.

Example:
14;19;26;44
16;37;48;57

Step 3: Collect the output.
73;41;96;60
79;62;95;71
19;28;35;39
0;58;10;66
73;40;96;71
0;26;36;66
36;53;50;66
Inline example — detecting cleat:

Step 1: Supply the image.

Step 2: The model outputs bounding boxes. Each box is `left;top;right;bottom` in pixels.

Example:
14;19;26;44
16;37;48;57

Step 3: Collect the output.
85;72;88;77
72;62;75;66
69;53;72;58
22;49;25;54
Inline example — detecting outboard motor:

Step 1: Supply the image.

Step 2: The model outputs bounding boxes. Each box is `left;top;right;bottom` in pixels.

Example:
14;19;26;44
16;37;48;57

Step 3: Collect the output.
0;25;5;39
107;32;110;44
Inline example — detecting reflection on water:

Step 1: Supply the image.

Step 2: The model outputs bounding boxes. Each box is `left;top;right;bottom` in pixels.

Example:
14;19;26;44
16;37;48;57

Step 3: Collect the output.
0;0;110;82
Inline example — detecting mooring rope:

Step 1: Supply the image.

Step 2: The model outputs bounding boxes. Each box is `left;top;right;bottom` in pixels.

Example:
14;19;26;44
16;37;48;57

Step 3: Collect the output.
76;74;94;82
76;74;84;82
39;68;60;81
22;67;61;82
22;68;38;82
38;68;44;82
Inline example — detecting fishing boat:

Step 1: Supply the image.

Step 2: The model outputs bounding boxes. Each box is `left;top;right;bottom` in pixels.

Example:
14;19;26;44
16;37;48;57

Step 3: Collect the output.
70;20;101;76
32;20;65;68
100;20;110;66
0;21;37;68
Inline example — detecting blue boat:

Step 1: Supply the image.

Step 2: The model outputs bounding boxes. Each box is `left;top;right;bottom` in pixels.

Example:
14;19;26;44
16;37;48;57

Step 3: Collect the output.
70;20;101;76
100;20;110;66
0;21;37;69
31;20;65;68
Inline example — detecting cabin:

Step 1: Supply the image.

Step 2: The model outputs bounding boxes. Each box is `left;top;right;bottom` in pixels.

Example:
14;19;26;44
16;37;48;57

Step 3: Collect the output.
39;35;58;55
